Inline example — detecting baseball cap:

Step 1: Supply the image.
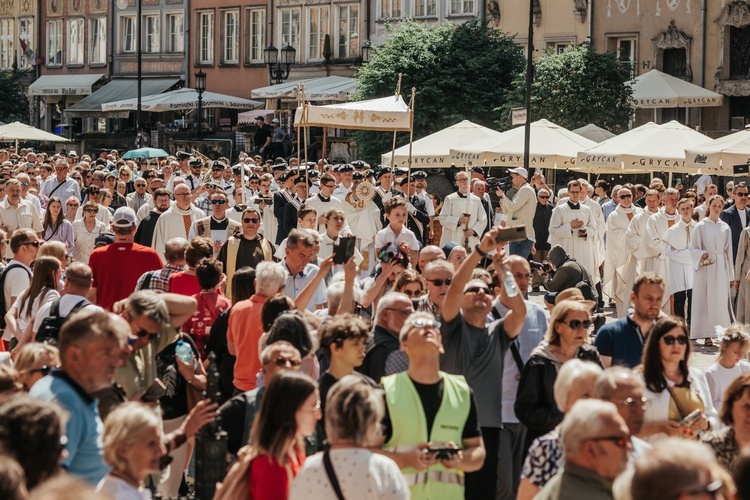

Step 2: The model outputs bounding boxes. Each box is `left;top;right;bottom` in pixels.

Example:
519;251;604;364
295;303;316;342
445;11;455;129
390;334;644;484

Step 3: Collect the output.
508;167;529;179
112;207;137;229
271;118;280;123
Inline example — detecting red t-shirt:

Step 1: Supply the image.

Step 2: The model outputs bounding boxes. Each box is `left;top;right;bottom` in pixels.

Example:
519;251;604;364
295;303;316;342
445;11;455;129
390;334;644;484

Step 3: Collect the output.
248;448;305;500
168;272;201;297
183;291;231;358
89;242;163;311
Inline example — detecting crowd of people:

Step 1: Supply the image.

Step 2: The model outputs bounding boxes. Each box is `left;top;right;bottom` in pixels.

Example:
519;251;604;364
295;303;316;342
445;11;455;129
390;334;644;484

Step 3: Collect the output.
0;146;749;500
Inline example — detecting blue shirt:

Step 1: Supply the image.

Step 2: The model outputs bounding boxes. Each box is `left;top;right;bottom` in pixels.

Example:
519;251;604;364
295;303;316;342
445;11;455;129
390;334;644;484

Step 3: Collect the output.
29;370;109;484
593;315;645;368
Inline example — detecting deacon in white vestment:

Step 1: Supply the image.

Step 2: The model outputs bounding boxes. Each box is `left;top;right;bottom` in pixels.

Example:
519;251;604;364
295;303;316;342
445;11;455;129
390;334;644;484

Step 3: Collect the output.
580;180;606;281
305;175;348;233
664;199;701;324
248;176;277;244
151;185;205;260
689;206;734;340
438;171;486;250
548;181;598;281
603;188;641;317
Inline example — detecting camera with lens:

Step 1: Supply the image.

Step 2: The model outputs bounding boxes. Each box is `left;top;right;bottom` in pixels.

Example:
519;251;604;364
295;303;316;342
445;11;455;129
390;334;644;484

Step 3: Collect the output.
529;261;553;273
254;197;273;206
487;176;512;191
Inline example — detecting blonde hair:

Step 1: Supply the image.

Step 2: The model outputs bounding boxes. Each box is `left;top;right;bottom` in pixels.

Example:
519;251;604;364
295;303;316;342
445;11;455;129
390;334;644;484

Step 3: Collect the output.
102;403;161;472
38;240;67;263
719;323;750;356
14;343;59;375
545;300;591;345
325;376;384;446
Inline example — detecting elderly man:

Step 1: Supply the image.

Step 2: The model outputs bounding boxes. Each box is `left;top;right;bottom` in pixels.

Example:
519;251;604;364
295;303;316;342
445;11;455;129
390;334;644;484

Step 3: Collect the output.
601;184;621;221
15;172;43;215
151;183;204;260
721;181;750;261
377;311;486;500
135;237;188;292
595;367;651;459
441;226;526;499
360;292;414;383
281;229;326;311
416;260;454;317
29;311;130;484
439;170;486;251
416;245;445;274
536;400;631;499
126;176;152;213
603;187;641;316
498;167;537;257
0;180;42;258
41;159;81;202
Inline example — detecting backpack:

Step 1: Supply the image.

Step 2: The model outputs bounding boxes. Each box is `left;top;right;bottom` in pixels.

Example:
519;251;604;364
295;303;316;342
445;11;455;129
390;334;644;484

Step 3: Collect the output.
35;298;91;345
0;263;31;329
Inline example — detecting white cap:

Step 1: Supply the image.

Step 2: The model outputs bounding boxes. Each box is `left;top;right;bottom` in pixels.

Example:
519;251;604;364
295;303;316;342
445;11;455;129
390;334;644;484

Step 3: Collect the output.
508;167;528;179
112;207;137;228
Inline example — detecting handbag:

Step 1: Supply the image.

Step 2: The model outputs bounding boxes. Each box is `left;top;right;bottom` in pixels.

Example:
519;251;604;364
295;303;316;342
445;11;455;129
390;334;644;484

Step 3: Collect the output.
666;385;689;420
323;450;346;500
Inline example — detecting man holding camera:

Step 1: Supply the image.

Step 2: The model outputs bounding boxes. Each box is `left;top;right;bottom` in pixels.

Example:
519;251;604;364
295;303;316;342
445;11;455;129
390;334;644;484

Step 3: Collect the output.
497;167;537;257
540;244;597;306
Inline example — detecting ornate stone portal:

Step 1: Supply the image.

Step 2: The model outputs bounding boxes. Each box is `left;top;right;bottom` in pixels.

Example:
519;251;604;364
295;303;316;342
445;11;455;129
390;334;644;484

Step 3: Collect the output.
652;20;693;80
715;0;750;96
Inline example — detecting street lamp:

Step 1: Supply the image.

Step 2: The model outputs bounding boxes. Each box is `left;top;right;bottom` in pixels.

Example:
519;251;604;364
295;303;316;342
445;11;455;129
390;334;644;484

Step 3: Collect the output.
362;41;371;63
264;44;296;84
195;69;206;138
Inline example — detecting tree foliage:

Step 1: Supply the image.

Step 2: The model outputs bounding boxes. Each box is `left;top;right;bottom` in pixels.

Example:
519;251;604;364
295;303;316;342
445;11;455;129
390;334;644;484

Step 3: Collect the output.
354;19;524;163
0;71;28;123
501;43;633;133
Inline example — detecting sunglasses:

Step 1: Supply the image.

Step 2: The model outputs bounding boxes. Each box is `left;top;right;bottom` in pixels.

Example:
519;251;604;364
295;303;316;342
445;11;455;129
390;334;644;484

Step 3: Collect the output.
146;174;156;179
273;356;301;367
560;319;593;330
427;278;452;287
135;184;147;188
402;289;423;297
72;177;82;181
662;335;688;345
243;217;260;223
619;194;632;199
737;192;749;197
67;203;79;207
410;318;441;329
21;241;41;248
29;364;58;376
88;189;100;194
538;195;550;199
136;329;158;341
465;286;491;295
589;434;631;448
211;199;227;205
20;182;29;187
84;208;97;214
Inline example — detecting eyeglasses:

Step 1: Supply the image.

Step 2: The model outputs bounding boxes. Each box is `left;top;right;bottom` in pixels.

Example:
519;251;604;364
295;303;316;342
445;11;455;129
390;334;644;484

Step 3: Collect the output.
619;194;632;199
136;329;158;341
385;307;414;317
427;278;452;287
135;184;147;188
243;217;260;223
465;286;491;295
72;177;81;181
21;241;41;248
322;183;335;188
146;174;156;179
83;208;97;214
211;199;227;205
88;189;100;194
588;434;631;448
20;182;29;187
559;319;593;330
410;318;441;329
737;192;749;197
538;195;550;199
28;365;58;376
67;203;79;207
273;356;302;367
662;335;688;345
612;396;650;410
402;289;423;297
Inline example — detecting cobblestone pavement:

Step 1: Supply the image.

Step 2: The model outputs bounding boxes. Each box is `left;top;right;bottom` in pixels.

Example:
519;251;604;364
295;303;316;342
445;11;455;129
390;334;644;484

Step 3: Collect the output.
526;291;718;370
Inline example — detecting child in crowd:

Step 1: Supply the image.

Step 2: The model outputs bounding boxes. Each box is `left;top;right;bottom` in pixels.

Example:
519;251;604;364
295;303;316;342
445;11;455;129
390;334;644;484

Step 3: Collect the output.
705;324;750;411
183;258;231;359
374;197;420;265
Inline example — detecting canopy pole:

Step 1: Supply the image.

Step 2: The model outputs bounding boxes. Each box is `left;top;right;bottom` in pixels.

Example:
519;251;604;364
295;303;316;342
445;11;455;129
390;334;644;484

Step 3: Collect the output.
322;127;327;163
463;164;471;251
407;88;416;194
653;108;657;123
668;171;673;188
296;84;304;166
388;74;403;192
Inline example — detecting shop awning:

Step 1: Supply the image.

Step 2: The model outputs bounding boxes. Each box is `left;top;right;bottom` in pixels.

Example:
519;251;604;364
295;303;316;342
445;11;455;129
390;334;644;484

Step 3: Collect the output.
251;76;356;102
29;74;107;96
64;78;182;118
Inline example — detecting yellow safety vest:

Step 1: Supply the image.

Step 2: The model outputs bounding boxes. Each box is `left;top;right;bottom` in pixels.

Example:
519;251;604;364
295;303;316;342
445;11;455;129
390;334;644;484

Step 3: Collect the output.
382;371;470;500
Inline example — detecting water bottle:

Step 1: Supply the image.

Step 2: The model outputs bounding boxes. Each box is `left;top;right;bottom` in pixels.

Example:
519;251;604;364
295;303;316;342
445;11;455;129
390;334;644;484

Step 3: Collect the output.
502;264;519;298
175;340;193;364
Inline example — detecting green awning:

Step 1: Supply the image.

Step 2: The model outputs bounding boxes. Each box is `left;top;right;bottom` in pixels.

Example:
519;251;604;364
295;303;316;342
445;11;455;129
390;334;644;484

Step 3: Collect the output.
64;77;182;118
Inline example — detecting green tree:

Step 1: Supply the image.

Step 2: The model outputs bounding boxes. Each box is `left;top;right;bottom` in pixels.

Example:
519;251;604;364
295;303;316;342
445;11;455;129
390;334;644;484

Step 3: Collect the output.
501;43;633;133
0;71;28;123
355;19;524;163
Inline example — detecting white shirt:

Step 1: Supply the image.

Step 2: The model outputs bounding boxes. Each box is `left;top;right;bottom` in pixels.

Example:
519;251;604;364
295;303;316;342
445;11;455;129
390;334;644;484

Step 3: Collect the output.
282;260;327;311
13;288;59;340
97;475;151;500
33;294;103;333
374;224;420;253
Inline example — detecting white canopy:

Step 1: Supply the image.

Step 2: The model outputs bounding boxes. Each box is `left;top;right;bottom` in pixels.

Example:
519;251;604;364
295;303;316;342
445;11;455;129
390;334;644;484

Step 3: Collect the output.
572;123;616;143
576;120;711;173
631;69;723;108
0;122;69;142
101;88;261;112
295;95;411;131
381;120;505;167
251;76;356;102
685;128;750;175
449;119;596;169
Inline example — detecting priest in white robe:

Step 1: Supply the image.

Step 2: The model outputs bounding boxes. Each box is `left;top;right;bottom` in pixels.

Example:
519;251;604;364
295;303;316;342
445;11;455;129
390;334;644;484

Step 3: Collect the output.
603;187;641;317
580;180;606;279
151;184;205;260
341;176;382;274
548;180;599;281
439;170;487;251
664;198;700;325
641;189;681;310
689;195;734;342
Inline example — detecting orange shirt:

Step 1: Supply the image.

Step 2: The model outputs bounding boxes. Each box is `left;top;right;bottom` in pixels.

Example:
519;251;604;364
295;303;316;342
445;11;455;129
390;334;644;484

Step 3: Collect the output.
227;294;267;391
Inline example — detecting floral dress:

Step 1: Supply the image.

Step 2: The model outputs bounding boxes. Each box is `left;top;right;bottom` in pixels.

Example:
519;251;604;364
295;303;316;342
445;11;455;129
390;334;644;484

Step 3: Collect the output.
520;427;563;488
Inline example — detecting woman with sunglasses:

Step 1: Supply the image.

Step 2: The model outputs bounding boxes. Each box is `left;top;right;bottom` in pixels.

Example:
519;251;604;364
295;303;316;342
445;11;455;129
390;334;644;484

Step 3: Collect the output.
13;343;60;391
640;315;718;439
42;196;74;250
72;200;107;264
516;299;603;443
393;269;424;300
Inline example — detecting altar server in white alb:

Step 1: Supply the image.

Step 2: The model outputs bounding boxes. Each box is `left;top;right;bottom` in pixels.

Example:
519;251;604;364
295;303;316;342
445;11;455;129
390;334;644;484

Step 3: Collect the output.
439;170;487;250
579;179;606;280
603;187;641;317
664;198;700;325
689;194;734;344
641;188;681;310
548;179;599;281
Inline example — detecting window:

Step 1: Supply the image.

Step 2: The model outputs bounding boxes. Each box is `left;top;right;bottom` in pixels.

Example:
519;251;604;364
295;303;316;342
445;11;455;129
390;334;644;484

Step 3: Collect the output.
144;14;159;53
221;10;239;64
337;5;358;59
18;18;32;70
380;0;401;19
279;8;300;53
67;18;84;65
121;16;135;53
545;41;570;54
414;0;436;17
616;38;637;78
166;13;184;53
90;17;106;65
246;8;265;63
0;19;13;70
47;20;62;66
198;11;214;64
308;6;329;61
450;0;474;15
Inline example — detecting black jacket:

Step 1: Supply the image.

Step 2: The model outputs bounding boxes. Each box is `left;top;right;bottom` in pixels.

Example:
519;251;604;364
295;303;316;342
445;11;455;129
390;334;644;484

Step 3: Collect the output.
134;210;161;247
532;202;553;251
541;258;594;294
720;205;750;261
358;325;399;384
407;195;430;245
515;343;602;441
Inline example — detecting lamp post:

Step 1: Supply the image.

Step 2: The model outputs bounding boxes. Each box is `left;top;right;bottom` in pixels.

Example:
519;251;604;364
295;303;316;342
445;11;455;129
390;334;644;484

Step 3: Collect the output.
264;44;296;84
195;69;206;139
523;0;535;171
362;41;371;63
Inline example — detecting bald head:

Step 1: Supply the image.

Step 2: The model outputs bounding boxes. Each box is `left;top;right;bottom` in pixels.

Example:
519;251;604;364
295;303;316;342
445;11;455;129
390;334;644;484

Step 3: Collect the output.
506;255;531;296
418;245;445;273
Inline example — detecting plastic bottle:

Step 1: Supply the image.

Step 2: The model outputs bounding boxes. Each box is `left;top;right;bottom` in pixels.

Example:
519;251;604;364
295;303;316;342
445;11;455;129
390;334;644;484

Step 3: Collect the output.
175;340;193;363
502;264;519;298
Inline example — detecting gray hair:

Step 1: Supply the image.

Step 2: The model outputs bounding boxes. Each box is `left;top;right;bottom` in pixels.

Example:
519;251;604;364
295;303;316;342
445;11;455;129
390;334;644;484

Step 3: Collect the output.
561;399;620;456
553;359;603;412
557;188;568;199
594;366;644;400
126;290;169;326
58;311;130;361
375;292;410;325
164;237;189;263
325;375;385;447
255;262;289;297
424;259;454;279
